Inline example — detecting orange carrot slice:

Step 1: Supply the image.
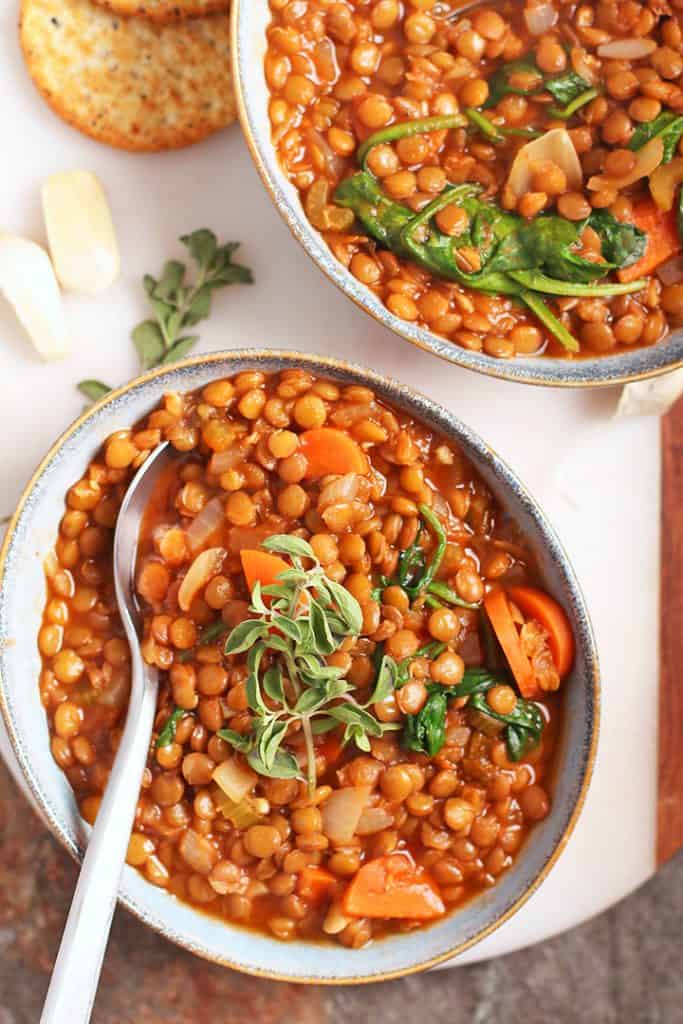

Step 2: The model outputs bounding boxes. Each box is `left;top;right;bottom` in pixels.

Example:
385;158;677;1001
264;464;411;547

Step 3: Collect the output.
299;428;368;479
297;866;338;905
240;549;289;593
317;731;345;767
618;201;680;282
507;586;575;679
484;587;538;698
342;854;445;920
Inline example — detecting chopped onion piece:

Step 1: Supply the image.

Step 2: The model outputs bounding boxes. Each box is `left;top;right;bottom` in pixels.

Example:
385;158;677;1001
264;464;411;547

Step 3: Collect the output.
0;234;69;361
355;806;394;835
312;38;339;82
649;157;683;212
321;785;371;843
324;206;356;231
431;490;450;521
212;758;257;803
179;829;219;875
41;171;120;295
227;521;286;555
588;136;664;191
307;128;345;180
616;370;683;418
96;673;130;709
524;2;557;35
209;443;248;475
178;546;226;611
446;723;471;747
330;402;377;427
657;253;683;285
304;173;354;231
185;496;224;553
506;129;582;198
319;473;361;510
458;630;483;665
597;38;657;59
323;901;354;935
305;178;331;231
570;47;598;87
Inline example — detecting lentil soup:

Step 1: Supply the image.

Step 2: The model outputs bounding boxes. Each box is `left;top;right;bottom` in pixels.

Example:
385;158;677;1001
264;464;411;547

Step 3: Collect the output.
264;0;683;360
38;368;572;947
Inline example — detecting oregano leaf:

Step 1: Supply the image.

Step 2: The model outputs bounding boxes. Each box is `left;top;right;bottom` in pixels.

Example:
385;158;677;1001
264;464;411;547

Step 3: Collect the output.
132;321;165;369
77;379;111;402
263;664;285;703
154;260;185;299
247;747;300;779
160;337;199;365
216;728;253;753
262;534;316;562
180;229;218;271
225;620;267;655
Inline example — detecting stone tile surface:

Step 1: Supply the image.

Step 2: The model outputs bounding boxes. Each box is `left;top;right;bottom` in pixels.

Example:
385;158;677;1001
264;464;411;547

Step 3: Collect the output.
0;759;680;1024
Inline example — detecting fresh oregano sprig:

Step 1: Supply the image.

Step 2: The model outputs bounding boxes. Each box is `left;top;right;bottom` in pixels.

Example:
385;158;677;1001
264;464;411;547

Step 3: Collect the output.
77;229;253;400
217;535;399;793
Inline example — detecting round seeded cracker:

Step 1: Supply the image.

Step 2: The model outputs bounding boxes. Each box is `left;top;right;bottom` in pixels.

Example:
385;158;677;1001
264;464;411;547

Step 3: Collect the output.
20;0;236;152
92;0;229;24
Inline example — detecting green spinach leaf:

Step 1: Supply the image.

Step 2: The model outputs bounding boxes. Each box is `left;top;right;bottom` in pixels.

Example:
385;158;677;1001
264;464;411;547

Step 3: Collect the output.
544;69;592;107
402;689;448;756
334;163;647;354
483;55;592;112
464;107;504;142
587;209;647;269
397;525;426;589
401;669;509;756
357;114;467;169
548;87;599;120
155;707;186;748
469;692;544;762
442;668;508;699
77;379;112;402
334;171;416;254
629;111;683;163
482;58;543;109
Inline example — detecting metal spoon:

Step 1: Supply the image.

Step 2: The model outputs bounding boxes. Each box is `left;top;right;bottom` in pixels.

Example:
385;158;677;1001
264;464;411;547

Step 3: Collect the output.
41;443;173;1024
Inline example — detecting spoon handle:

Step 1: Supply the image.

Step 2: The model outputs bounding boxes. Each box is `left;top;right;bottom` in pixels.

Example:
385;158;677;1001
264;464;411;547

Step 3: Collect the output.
40;657;158;1024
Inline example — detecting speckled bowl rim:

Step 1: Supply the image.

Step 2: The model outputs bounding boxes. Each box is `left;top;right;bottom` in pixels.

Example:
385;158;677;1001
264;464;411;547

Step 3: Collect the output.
0;350;599;983
231;0;683;389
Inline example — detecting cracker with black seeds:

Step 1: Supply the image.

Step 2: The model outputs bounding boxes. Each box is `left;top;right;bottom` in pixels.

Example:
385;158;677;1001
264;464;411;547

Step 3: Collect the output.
20;0;236;152
92;0;229;24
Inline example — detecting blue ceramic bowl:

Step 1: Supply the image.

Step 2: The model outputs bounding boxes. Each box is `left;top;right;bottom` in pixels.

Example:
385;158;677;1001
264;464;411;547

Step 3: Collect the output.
232;0;683;388
0;351;599;981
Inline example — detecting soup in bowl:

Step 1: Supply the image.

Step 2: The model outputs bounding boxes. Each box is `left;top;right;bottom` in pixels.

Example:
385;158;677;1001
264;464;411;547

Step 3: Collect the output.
233;0;683;385
0;351;598;981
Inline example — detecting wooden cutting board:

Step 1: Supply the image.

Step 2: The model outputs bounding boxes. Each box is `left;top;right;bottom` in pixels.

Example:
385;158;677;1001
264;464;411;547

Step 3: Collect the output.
658;396;683;866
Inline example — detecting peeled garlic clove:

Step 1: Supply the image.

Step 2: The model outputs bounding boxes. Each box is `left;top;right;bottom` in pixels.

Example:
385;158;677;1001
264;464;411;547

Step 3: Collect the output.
41;171;120;295
506;128;582;199
0;234;69;361
588;137;664;193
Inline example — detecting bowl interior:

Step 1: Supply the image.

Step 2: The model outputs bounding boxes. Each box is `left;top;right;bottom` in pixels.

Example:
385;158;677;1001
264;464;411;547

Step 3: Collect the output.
0;351;598;982
232;0;683;388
